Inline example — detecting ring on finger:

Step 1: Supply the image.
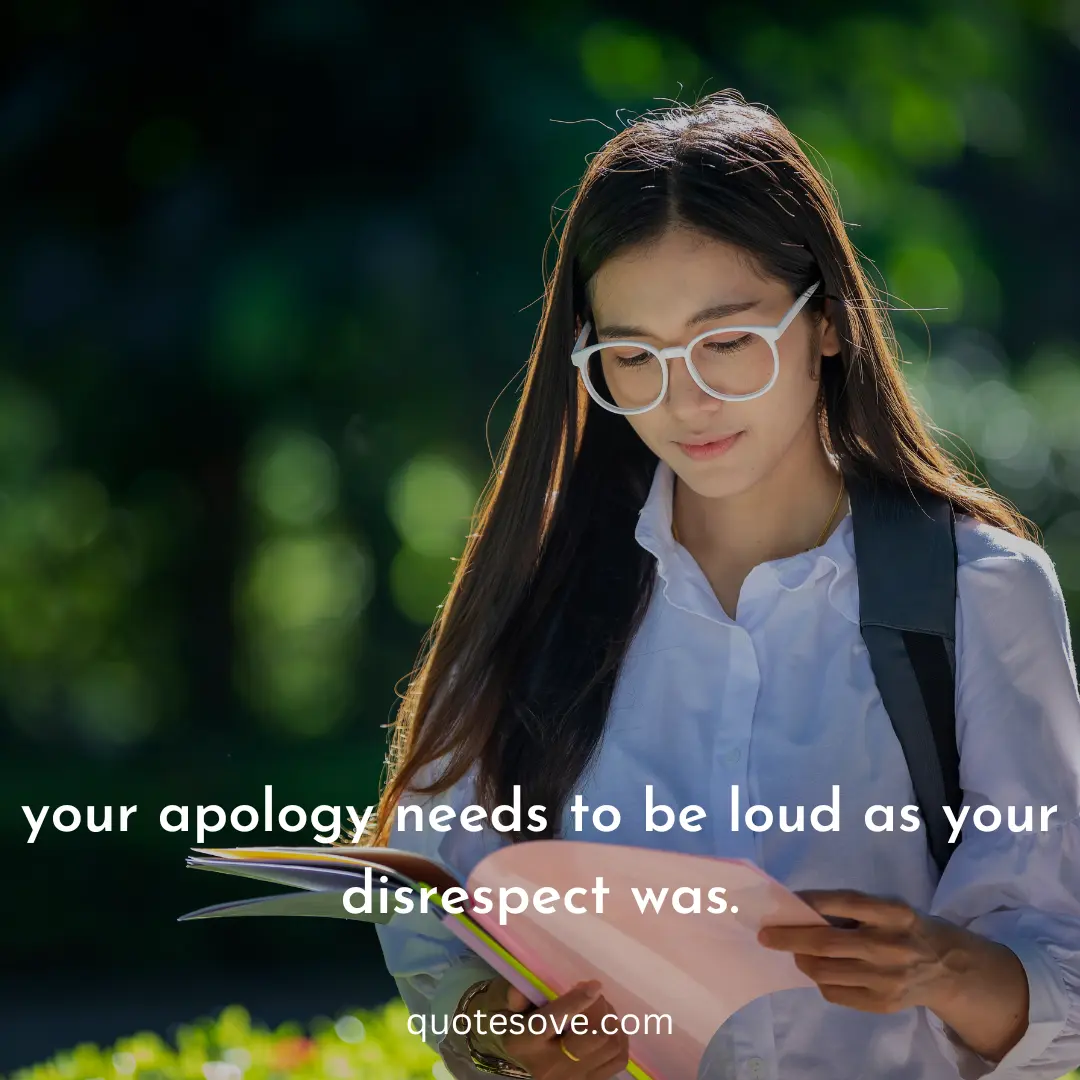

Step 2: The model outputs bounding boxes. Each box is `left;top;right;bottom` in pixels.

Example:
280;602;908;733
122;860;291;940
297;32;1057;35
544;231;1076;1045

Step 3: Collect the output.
559;1037;581;1063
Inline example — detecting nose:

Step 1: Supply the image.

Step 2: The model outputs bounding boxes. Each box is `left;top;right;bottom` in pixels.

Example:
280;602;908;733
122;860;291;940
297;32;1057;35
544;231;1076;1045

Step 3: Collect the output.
663;354;724;421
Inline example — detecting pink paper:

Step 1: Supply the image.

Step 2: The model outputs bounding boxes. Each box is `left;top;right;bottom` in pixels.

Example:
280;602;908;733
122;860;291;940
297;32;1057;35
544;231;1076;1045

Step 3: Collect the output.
460;841;827;1080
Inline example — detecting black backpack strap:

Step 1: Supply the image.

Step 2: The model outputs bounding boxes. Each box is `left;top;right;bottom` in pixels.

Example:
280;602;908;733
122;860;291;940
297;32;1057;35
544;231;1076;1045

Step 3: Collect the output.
848;478;963;876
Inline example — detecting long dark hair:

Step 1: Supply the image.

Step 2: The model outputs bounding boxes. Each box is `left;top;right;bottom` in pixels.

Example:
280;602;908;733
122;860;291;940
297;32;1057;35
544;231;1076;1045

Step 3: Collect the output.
370;89;1032;845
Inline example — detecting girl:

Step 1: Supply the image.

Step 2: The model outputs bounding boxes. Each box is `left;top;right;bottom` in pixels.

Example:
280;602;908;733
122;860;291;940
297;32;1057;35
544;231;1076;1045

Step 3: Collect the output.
371;90;1080;1079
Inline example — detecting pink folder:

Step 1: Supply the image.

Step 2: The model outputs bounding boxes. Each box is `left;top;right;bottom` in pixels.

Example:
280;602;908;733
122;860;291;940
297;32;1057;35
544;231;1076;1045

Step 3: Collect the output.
443;840;827;1080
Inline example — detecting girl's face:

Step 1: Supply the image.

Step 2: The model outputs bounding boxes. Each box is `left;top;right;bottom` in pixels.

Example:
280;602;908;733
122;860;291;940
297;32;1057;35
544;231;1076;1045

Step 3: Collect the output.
585;228;840;500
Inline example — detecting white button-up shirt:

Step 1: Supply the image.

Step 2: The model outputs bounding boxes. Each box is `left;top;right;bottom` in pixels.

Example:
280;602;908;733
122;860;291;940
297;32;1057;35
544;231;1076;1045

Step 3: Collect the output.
376;458;1080;1080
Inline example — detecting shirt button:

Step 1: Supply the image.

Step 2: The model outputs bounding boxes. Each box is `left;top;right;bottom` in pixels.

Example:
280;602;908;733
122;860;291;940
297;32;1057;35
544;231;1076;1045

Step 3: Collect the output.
747;1058;765;1079
724;748;741;765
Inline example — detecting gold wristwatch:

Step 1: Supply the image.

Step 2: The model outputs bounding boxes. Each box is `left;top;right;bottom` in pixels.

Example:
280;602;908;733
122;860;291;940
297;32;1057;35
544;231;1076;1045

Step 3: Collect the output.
456;978;531;1078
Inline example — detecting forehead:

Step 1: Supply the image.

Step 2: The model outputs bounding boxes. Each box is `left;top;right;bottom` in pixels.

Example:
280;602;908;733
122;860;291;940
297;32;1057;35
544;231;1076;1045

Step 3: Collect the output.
587;228;773;319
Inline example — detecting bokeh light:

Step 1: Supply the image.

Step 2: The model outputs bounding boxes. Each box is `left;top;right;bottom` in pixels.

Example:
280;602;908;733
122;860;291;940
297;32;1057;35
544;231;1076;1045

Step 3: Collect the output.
385;452;479;624
244;429;340;528
386;453;478;559
246;534;371;630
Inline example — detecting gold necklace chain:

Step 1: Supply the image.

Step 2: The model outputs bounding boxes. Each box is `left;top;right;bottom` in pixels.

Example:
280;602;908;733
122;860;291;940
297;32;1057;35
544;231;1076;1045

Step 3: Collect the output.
671;476;846;552
813;477;846;548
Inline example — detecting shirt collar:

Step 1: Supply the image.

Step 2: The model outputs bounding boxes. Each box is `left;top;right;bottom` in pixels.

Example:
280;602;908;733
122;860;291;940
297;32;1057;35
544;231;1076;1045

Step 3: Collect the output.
633;458;859;624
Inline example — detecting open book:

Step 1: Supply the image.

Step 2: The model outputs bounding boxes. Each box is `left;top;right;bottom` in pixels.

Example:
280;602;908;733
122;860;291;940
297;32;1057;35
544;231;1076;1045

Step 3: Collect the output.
181;840;827;1080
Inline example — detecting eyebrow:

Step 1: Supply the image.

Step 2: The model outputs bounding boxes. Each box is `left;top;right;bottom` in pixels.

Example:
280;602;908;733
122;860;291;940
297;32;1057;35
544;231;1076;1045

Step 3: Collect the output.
595;299;762;339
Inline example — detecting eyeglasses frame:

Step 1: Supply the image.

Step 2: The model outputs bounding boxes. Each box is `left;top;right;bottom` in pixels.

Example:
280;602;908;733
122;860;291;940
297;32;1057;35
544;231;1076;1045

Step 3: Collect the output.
570;280;823;415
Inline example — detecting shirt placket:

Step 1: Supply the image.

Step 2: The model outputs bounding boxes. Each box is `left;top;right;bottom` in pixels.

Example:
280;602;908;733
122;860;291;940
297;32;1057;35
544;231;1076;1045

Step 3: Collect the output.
711;624;758;861
704;611;779;1079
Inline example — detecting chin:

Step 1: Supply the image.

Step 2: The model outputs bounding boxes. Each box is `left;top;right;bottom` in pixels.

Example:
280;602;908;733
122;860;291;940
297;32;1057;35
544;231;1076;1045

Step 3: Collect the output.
666;457;759;501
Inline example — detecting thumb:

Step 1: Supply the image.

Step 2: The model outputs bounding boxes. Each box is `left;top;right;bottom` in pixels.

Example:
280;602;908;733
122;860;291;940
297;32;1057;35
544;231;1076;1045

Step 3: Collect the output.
505;984;531;1012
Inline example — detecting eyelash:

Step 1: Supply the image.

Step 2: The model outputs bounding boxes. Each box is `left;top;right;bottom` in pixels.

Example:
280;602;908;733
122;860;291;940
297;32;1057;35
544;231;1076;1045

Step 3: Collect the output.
615;351;654;368
703;334;753;356
610;334;754;368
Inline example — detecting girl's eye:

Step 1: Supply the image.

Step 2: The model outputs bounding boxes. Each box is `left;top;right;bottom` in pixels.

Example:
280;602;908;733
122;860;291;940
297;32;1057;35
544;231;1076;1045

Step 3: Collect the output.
604;347;654;367
703;333;752;354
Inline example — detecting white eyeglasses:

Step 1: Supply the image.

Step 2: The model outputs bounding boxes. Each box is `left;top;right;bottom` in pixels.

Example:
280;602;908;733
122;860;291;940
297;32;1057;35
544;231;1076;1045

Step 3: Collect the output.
571;280;822;415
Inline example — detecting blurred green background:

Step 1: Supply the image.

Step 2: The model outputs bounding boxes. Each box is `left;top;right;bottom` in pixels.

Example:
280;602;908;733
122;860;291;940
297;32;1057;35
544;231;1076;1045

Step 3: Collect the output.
2;0;1079;1071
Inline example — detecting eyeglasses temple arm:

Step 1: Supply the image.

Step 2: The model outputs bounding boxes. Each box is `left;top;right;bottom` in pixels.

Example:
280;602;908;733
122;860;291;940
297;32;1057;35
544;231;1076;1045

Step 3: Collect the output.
775;281;822;336
572;320;592;355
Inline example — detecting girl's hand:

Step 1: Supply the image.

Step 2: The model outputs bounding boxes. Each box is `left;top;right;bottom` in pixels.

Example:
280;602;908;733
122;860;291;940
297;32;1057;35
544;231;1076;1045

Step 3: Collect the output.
756;888;1029;1062
756;888;962;1013
460;975;630;1078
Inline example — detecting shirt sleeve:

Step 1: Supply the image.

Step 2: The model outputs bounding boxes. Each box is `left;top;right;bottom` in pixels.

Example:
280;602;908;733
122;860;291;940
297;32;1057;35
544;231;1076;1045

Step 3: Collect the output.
372;758;505;1071
924;523;1080;1078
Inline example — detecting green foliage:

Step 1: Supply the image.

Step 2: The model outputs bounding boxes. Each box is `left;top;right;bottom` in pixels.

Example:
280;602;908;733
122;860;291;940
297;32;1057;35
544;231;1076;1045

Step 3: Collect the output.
1;1002;442;1080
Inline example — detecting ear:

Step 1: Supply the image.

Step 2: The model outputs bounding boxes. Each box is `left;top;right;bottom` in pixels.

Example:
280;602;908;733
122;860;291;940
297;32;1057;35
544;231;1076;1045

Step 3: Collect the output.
818;297;842;358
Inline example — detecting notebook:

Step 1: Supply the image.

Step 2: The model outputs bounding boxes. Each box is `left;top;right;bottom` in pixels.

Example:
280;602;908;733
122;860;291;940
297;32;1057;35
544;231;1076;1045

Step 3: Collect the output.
180;839;827;1080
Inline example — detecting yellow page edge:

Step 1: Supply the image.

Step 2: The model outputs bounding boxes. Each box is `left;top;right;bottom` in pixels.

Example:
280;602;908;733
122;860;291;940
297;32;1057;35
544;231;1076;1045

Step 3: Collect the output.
417;880;654;1080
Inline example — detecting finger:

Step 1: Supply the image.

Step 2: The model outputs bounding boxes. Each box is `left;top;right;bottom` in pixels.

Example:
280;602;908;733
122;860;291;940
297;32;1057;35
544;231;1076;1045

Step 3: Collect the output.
553;1022;615;1061
585;1035;631;1080
758;925;873;957
794;954;909;990
575;1029;629;1071
758;925;912;962
544;999;619;1060
478;977;525;1014
497;987;602;1066
579;995;618;1024
517;1030;619;1078
795;889;916;929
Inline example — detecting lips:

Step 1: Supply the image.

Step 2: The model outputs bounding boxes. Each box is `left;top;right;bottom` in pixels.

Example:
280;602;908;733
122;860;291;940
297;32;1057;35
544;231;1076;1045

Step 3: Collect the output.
675;432;743;460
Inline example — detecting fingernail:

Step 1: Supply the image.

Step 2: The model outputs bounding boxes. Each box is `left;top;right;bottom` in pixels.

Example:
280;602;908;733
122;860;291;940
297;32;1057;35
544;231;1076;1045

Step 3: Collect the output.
578;979;601;995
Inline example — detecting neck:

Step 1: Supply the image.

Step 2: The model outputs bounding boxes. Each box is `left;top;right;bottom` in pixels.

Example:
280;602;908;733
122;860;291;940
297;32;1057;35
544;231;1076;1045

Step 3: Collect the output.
672;418;843;570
